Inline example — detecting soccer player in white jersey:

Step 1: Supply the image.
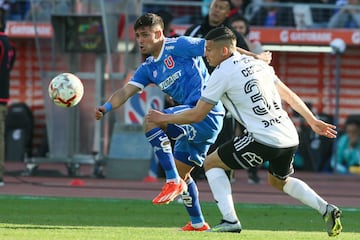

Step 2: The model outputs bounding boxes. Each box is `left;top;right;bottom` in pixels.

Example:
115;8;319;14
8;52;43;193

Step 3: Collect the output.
147;26;342;236
95;14;269;231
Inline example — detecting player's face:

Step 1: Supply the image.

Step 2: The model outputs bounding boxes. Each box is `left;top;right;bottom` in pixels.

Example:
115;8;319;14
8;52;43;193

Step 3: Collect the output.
135;26;163;56
205;40;224;67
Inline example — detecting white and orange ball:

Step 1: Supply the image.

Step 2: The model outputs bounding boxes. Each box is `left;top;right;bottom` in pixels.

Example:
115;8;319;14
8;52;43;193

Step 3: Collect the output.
48;73;84;108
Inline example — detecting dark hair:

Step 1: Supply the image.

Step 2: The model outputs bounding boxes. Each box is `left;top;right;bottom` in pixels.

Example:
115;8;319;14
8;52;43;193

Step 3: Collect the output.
0;8;5;32
228;14;250;36
211;0;232;11
220;0;232;6
134;13;164;31
205;26;236;42
156;10;173;31
345;115;360;127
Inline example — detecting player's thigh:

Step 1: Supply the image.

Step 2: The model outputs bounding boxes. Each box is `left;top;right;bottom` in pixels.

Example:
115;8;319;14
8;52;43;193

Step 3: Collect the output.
173;139;209;168
204;150;231;171
267;146;298;180
164;104;222;142
217;134;295;172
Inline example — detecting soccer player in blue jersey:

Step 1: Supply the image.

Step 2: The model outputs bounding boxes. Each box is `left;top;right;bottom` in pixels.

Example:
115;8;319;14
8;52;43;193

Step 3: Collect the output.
95;13;269;231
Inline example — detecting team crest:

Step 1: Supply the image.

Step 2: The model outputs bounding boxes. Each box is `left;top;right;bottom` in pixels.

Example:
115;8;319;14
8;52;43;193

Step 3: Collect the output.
184;125;197;140
241;152;263;167
164;56;175;69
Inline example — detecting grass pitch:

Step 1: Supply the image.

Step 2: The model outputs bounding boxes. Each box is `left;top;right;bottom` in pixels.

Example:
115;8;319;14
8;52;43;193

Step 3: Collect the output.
0;195;359;240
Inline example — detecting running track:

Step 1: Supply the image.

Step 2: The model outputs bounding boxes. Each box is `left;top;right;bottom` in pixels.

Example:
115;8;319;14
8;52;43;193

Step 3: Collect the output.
1;162;359;208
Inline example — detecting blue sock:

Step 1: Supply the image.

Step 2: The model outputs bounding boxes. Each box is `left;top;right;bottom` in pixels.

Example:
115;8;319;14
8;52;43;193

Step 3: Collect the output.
182;177;205;225
145;128;179;181
148;152;159;177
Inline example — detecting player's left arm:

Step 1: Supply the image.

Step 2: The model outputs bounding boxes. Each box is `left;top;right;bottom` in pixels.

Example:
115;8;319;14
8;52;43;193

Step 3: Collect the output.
147;100;214;125
178;36;271;64
236;47;272;64
276;80;337;138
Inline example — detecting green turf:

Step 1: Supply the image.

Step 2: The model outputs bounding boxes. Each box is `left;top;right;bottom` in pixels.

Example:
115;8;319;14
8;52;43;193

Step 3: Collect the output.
0;195;358;240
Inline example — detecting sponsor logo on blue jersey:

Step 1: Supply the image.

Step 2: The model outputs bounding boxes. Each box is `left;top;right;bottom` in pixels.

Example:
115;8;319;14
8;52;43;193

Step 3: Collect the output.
159;70;182;90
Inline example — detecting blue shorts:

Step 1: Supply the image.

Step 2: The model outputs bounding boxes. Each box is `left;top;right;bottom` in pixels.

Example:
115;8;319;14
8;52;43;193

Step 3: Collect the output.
164;104;224;167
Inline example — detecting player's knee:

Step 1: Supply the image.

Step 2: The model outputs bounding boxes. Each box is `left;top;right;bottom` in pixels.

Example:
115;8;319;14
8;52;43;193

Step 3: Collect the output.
203;159;211;171
143;118;161;131
203;153;219;171
267;173;286;191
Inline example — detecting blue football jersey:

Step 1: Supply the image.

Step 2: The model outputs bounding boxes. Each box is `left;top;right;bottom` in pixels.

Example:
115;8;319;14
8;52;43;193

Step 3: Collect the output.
130;36;225;167
129;36;209;106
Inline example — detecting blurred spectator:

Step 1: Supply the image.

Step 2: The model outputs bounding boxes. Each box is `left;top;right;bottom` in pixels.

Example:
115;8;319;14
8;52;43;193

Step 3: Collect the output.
229;14;263;53
331;116;360;174
335;0;349;8
242;0;263;20
185;0;249;72
156;10;179;38
328;0;360;28
228;0;250;18
0;0;8;30
298;113;334;172
0;0;8;10
281;0;335;29
7;0;30;21
249;0;295;27
310;0;336;28
293;102;334;172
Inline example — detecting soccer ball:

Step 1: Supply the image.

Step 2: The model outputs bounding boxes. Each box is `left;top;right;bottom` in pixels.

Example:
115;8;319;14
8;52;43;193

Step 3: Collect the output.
48;73;84;108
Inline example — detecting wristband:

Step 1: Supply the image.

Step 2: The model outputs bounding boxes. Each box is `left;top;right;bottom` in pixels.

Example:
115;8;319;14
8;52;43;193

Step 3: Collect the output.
102;102;113;114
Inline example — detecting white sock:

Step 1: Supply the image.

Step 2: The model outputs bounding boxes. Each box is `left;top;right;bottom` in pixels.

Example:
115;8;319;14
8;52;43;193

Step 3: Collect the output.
283;177;328;215
166;178;180;183
205;168;238;222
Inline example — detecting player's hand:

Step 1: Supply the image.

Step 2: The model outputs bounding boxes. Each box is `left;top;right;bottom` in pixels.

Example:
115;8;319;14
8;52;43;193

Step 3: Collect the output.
256;51;272;64
95;106;106;120
147;109;166;125
309;119;337;139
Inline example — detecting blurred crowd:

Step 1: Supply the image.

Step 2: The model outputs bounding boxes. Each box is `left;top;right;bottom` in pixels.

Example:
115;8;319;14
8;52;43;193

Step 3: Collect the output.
0;1;359;29
145;0;360;29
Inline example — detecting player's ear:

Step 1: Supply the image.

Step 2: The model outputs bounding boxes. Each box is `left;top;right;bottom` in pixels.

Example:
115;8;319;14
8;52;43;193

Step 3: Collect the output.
222;46;229;56
155;30;162;39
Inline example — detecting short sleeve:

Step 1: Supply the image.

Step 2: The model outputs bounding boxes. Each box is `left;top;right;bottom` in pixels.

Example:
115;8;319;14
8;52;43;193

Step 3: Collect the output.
128;64;151;90
172;36;206;57
201;69;227;105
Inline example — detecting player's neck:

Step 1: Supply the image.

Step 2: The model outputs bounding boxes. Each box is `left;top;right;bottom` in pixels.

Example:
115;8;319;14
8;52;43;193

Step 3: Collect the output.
151;39;164;59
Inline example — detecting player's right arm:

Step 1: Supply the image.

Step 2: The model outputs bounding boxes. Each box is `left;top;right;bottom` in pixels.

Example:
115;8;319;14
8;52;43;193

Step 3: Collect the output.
236;47;272;64
147;99;214;125
175;36;271;63
95;84;140;120
276;80;337;138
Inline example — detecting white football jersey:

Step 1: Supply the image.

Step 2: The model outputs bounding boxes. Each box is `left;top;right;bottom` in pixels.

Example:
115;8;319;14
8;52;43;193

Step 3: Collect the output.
201;52;299;148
